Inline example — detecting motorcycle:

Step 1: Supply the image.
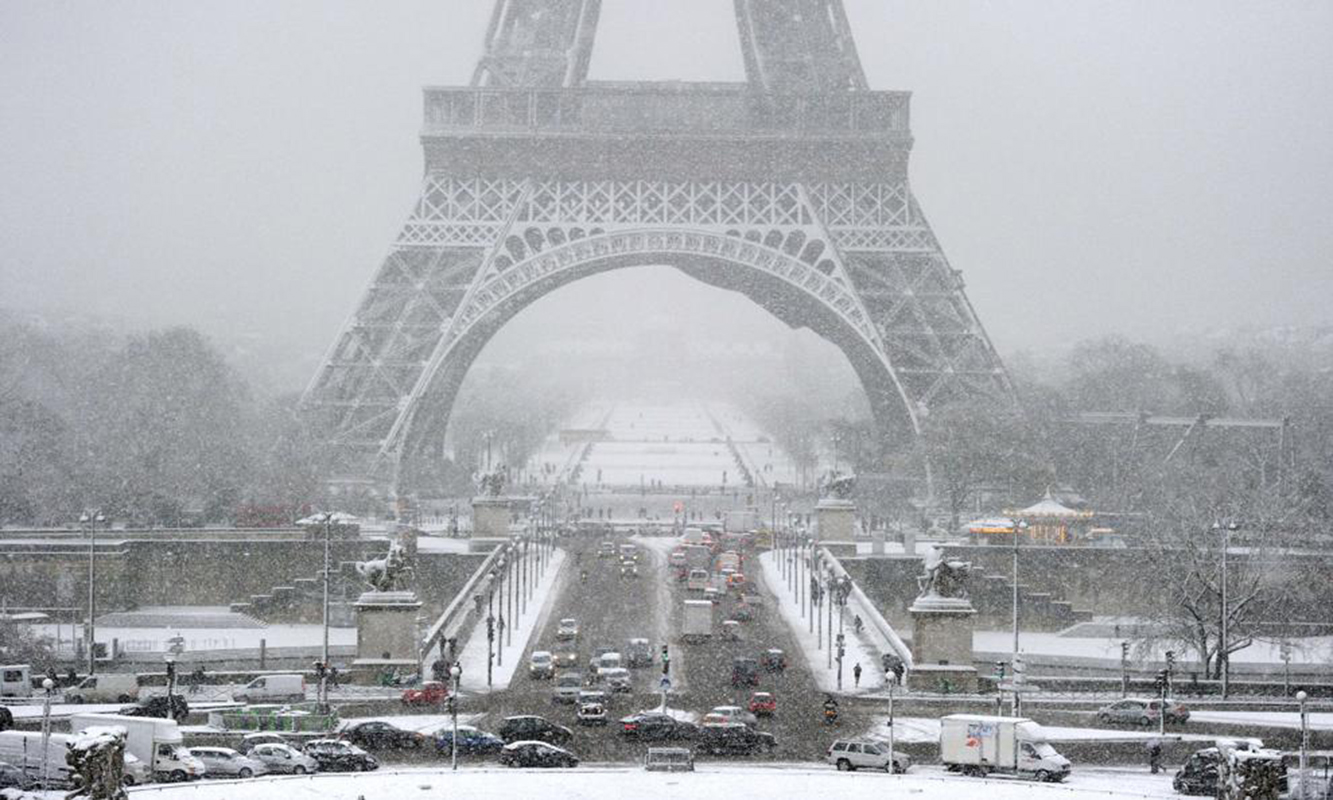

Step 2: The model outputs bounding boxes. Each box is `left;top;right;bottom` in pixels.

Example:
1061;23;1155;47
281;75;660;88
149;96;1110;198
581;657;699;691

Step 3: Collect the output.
823;705;839;725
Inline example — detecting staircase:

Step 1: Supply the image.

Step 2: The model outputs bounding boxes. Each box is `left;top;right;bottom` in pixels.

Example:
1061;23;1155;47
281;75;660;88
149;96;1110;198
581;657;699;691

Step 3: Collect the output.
228;562;361;625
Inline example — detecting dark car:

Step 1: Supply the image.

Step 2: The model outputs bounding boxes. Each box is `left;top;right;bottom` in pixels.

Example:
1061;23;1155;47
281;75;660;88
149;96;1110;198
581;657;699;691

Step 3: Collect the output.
731;657;759;687
1173;747;1288;796
119;694;189;723
0;761;35;791
498;715;573;745
498;741;579;768
0;707;13;732
342;721;428;750
760;649;786;673
695;723;776;756
618;711;696;741
435;725;505;756
304;739;379;772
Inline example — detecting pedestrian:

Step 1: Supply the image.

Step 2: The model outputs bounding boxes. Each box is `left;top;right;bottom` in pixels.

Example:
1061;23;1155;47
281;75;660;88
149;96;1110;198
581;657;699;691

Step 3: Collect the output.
432;658;447;683
853;662;862;687
65;666;77;686
1147;740;1162;774
328;665;340;689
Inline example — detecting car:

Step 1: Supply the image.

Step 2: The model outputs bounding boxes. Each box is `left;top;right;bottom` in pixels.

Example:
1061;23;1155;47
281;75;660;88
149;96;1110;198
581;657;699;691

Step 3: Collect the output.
600;667;633;692
760;648;787;673
826;739;911;773
748;691;776;717
695;723;776;755
577;689;609;707
668;549;688;568
553;672;584;704
341;720;428;750
400;681;449;706
703;706;757;727
189;747;268;779
553;651;579;670
577;702;608;726
529;651;555;679
620;560;639;578
1097;698;1190;726
499;740;580;768
304;739;379;772
597;542;616;558
619;711;696;741
557;618;580;640
238;732;295;753
498;715;573;745
0;707;12;733
122;752;151;786
434;725;505;756
118;694;189;723
625;638;653;668
247;743;318;775
1172;745;1287;796
731;657;759;687
589;650;623;675
0;761;35;791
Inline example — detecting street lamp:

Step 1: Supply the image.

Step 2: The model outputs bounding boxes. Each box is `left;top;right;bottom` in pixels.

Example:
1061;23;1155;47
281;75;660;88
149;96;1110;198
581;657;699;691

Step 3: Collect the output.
40;677;54;789
450;662;462;771
1011;519;1029;664
1213;521;1238;698
80;510;106;676
1297;689;1309;799
885;670;897;776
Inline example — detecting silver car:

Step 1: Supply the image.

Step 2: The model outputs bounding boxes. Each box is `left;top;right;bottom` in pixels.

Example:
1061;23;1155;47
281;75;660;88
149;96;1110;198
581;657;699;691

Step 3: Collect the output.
248;743;319;775
189;747;268;779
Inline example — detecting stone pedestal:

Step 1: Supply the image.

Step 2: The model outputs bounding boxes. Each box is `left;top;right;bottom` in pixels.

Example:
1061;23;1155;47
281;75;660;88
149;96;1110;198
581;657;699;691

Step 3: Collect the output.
353;590;422;668
871;528;885;556
816;498;858;559
906;595;978;693
472;496;512;539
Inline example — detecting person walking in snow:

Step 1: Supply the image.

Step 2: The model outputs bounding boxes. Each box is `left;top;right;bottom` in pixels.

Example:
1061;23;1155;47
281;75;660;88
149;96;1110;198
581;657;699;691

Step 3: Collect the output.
853;662;862;687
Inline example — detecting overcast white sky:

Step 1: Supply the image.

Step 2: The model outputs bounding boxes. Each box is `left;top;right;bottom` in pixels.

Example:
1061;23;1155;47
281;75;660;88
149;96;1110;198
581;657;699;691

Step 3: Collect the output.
2;1;1330;392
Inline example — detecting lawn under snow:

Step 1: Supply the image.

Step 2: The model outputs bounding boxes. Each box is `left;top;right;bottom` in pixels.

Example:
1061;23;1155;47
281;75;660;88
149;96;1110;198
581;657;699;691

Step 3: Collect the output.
103;764;1180;799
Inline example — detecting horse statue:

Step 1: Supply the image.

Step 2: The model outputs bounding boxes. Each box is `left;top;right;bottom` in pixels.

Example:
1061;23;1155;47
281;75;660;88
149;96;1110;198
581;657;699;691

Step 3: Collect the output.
355;540;412;593
476;466;508;498
916;544;971;601
65;726;128;800
819;470;857;500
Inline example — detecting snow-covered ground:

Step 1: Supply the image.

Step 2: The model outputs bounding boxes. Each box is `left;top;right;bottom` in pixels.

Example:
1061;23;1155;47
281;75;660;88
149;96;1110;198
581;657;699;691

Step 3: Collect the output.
72;763;1181;799
865;716;1217;745
972;630;1333;668
27;621;357;656
756;550;883;694
1188;710;1333;731
456;549;567;693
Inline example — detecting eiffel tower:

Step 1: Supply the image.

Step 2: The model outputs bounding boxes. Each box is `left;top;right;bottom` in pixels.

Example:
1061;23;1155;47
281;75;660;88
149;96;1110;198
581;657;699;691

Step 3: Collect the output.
302;0;1014;496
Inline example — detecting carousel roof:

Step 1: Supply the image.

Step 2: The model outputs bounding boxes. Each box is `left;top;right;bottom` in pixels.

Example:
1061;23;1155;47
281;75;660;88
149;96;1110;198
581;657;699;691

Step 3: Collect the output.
1013;489;1092;519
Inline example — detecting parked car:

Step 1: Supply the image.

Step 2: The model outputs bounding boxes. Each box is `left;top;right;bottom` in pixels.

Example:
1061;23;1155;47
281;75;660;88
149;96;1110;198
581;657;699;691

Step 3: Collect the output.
625;638;653;668
557;619;580;640
577;702;608;726
434;725;504;756
748;691;776;717
619;711;696;741
703;705;757;727
303;739;378;772
553;652;579;670
341;721;427;750
530;651;555;679
189;747;268;779
498;715;572;745
0;761;35;791
0;707;12;733
401;681;449;706
1097;698;1190;726
826;739;911;773
247;743;318;775
499;741;579;768
695;723;776;755
760;648;787;673
238;733;293;754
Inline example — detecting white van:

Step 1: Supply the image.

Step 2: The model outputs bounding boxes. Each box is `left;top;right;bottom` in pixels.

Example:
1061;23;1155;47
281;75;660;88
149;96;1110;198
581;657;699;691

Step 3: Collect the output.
686;569;709;591
233;674;305;704
65;673;140;704
0;664;32;698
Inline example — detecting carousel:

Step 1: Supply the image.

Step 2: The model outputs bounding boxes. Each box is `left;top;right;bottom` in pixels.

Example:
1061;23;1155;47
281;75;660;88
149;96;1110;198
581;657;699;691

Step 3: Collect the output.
966;489;1096;544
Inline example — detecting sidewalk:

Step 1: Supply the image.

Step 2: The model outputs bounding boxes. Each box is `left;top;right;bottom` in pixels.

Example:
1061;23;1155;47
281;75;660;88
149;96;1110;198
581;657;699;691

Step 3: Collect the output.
456;548;567;693
757;551;883;694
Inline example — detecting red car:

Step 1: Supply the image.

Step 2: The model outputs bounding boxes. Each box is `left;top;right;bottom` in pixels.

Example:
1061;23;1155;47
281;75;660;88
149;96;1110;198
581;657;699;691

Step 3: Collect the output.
401;681;449;706
748;691;776;717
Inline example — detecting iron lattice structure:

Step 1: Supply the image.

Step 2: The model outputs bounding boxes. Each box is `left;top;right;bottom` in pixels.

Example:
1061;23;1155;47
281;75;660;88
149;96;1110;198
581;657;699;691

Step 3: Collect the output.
302;0;1014;493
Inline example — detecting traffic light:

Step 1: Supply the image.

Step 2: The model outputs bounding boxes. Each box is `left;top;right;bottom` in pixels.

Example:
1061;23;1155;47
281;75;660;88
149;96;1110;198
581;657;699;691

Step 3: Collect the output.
312;661;327;679
1121;642;1130;660
995;661;1006;681
1165;650;1175;673
1154;669;1168;694
661;645;670;676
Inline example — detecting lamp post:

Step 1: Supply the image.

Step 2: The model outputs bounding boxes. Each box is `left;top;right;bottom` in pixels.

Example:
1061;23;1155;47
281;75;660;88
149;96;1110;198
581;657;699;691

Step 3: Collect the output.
506;545;516;648
1011;520;1029;665
80;510;105;675
1297;689;1309;800
1213;521;1238;698
450;662;462;771
827;569;835;669
885;670;897;775
39;677;53;789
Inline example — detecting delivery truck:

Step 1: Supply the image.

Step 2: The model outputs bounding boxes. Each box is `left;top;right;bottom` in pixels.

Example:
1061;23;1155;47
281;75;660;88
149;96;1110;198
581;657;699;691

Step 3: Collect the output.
939;714;1070;782
70;713;204;782
682;600;713;643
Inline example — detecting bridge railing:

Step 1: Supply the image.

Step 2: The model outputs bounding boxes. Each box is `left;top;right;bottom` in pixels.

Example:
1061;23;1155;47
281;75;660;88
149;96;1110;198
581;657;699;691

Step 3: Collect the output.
819;546;915;672
423;85;910;137
418;543;504;673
